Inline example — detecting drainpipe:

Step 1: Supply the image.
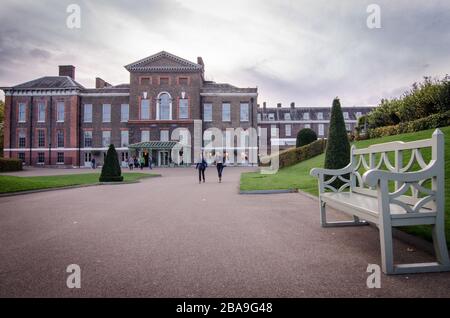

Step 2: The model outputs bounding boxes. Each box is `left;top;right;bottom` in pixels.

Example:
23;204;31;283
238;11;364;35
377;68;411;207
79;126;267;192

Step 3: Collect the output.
78;93;82;168
29;95;33;166
48;95;52;165
9;92;13;159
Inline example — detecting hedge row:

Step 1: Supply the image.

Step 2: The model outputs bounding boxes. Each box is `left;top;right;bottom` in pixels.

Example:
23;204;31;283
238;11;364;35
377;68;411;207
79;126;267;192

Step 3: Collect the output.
364;110;450;139
0;158;23;172
263;139;327;169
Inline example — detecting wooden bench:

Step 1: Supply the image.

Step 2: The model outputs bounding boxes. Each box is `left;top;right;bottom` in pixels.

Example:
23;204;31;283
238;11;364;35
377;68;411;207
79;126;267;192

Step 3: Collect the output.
310;129;450;274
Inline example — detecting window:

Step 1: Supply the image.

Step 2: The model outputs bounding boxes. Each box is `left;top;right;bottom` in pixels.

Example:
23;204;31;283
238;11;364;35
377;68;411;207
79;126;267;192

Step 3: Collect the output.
271;125;277;137
18;152;25;162
346;123;351;131
356;112;362;118
121;130;129;147
178;77;188;85
38;130;45;147
160;130;169;141
222;103;231;122
240;103;249;122
18;103;26;122
18;130;26;148
140;77;150;85
179;99;189;119
158;93;171;120
203;103;212;122
84;104;93;123
268;113;275;121
343;112;349;120
140;99;150;120
57;152;64;164
84;131;92;147
38;152;45;164
121;104;129;122
257;113;261;122
141;130;150;142
303;112;310;120
285;124;292;137
160;77;169;85
57;130;64;148
304;123;311;129
121;152;129;162
102;131;111;147
38;103;46;122
317;112;323;120
57;102;65;122
318;124;324;136
284;113;291;120
102;104;111;122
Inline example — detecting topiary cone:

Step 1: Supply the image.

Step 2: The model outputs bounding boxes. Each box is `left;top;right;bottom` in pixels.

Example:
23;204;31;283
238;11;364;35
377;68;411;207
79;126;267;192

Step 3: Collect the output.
99;144;124;182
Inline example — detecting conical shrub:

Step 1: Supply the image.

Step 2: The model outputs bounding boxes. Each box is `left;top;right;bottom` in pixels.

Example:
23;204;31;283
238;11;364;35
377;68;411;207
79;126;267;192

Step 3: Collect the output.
99;144;124;182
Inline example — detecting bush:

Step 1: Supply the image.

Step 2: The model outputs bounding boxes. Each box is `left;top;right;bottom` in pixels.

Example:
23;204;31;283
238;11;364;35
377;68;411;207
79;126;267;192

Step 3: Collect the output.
0;158;23;172
99;144;123;182
263;139;326;169
296;128;317;147
324;98;351;171
367;110;450;139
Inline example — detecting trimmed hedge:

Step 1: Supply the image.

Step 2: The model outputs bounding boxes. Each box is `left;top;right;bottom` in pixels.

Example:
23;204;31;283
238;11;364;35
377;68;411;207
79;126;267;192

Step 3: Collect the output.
366;110;450;139
99;144;123;182
296;128;317;147
265;139;327;169
0;158;23;172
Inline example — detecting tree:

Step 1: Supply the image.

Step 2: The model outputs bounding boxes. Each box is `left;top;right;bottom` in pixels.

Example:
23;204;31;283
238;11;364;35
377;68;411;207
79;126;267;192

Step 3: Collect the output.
99;144;123;182
324;98;351;171
296;128;317;148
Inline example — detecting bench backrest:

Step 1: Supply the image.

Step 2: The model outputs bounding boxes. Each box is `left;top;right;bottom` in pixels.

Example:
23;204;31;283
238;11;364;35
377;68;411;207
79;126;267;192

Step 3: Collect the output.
350;129;444;210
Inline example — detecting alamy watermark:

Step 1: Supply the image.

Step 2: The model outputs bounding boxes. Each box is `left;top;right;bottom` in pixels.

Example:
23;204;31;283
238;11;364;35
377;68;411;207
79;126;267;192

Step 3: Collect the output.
66;4;81;29
66;264;81;289
366;4;381;29
366;264;381;288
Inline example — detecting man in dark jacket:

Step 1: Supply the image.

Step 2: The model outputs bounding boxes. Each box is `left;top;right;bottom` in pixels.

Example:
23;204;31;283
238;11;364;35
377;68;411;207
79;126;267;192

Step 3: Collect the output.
196;156;208;183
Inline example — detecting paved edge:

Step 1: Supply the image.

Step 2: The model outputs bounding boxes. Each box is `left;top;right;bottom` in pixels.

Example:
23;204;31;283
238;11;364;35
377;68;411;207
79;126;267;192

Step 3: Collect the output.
239;189;298;195
297;189;449;255
0;174;161;198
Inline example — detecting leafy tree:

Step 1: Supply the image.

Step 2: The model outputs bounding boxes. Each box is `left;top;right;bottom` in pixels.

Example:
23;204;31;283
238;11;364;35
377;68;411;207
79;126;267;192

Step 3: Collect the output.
324;98;351;171
296;128;317;147
99;144;123;182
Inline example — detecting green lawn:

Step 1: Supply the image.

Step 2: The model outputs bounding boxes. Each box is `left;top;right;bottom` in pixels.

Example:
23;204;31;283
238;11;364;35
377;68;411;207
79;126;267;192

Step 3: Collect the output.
0;172;156;194
241;126;450;244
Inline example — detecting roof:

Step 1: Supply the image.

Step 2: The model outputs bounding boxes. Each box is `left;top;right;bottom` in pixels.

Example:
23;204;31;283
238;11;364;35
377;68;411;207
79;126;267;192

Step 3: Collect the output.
11;76;85;90
125;51;203;73
201;82;257;94
128;141;180;150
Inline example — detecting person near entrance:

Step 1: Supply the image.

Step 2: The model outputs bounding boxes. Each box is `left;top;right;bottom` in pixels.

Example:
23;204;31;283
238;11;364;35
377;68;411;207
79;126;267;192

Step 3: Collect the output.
128;157;134;170
215;152;225;183
139;157;145;170
91;157;96;169
148;155;153;169
196;155;208;184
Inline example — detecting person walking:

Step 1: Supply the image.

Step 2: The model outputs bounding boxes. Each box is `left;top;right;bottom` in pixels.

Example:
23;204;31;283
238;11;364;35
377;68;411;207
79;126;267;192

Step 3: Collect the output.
139;156;145;170
133;156;139;169
195;155;208;184
148;155;153;170
215;152;224;183
128;156;134;170
91;157;96;169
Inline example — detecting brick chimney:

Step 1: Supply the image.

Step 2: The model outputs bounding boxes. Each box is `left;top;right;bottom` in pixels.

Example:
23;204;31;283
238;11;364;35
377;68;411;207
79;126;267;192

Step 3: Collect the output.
263;102;267;109
277;103;282;108
59;65;75;80
197;57;204;68
290;102;295;108
95;77;111;89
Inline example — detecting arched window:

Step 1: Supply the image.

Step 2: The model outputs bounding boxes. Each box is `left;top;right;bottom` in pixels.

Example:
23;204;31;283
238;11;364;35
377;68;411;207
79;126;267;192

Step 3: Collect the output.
158;92;172;120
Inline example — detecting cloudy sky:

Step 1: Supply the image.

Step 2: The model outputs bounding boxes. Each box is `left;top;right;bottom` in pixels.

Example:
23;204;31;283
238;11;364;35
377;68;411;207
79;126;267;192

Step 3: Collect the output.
0;0;449;107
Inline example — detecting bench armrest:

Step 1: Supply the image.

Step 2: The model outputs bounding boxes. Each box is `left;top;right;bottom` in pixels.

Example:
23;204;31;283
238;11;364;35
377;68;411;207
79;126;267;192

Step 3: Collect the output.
310;163;354;178
363;160;438;187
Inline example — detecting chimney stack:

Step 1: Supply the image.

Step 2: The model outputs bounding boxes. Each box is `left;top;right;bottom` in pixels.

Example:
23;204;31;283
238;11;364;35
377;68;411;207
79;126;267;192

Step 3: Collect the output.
290;102;295;108
197;57;204;68
95;77;111;89
277;103;282;108
59;65;75;80
263;102;267;109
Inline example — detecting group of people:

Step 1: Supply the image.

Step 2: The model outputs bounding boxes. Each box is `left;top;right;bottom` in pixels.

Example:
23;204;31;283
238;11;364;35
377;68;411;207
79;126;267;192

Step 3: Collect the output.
128;156;153;170
196;152;225;184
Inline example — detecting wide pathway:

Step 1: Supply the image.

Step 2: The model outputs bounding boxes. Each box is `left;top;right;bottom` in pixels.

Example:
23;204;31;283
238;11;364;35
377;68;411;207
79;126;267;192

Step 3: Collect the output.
0;167;449;297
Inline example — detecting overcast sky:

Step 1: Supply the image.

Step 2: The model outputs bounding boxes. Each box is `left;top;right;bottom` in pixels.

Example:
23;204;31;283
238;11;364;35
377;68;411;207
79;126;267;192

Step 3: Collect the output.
0;0;449;107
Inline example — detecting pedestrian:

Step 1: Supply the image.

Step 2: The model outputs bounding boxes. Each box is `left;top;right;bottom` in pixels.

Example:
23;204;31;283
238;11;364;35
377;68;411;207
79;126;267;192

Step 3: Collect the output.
134;156;139;168
128;156;134;170
139;156;145;170
148;155;153;170
215;152;224;183
91;157;96;169
195;155;208;184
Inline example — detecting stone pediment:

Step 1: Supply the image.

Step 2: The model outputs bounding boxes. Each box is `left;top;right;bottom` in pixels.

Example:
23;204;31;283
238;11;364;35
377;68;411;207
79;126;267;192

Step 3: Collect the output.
125;51;203;73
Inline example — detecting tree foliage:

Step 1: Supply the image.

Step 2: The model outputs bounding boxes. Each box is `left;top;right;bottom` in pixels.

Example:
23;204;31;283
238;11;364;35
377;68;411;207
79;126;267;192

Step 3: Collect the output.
99;144;123;182
296;128;317;148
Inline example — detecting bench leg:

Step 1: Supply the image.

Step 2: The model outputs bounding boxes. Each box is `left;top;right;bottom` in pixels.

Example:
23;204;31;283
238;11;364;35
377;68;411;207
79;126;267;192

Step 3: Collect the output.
432;222;450;266
319;201;369;228
379;222;395;274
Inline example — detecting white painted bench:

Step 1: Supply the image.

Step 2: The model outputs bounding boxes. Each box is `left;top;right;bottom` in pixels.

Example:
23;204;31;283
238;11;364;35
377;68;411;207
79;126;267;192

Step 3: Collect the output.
310;129;450;274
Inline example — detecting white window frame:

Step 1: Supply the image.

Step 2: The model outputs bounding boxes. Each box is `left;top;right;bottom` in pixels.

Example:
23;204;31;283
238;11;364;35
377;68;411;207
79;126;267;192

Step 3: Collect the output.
203;103;212;122
268;113;275;121
303;112;310;120
84;104;93;123
318;124;324;136
18;103;27;123
285;124;292;137
356;112;362;118
57;130;64;148
140;99;150;120
179;99;189;119
37;103;46;122
121;130;129;147
121;104;129;122
141;130;150;142
102;131;111;147
271;124;277;137
160;130;169;142
84;131;93;147
18;130;26;148
343;112;349;120
102;104;111;123
305;123;311;129
57;102;65;122
157;92;172;120
240;103;249;122
222;103;231;122
317;112;323;120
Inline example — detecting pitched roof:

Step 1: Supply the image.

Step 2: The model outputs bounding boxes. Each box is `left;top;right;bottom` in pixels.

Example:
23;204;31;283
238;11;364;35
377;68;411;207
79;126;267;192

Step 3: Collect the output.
124;51;203;73
201;82;257;94
12;76;84;89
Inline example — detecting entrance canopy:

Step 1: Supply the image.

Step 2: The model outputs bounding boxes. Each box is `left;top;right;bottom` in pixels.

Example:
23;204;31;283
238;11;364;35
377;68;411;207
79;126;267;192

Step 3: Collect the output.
128;141;179;150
